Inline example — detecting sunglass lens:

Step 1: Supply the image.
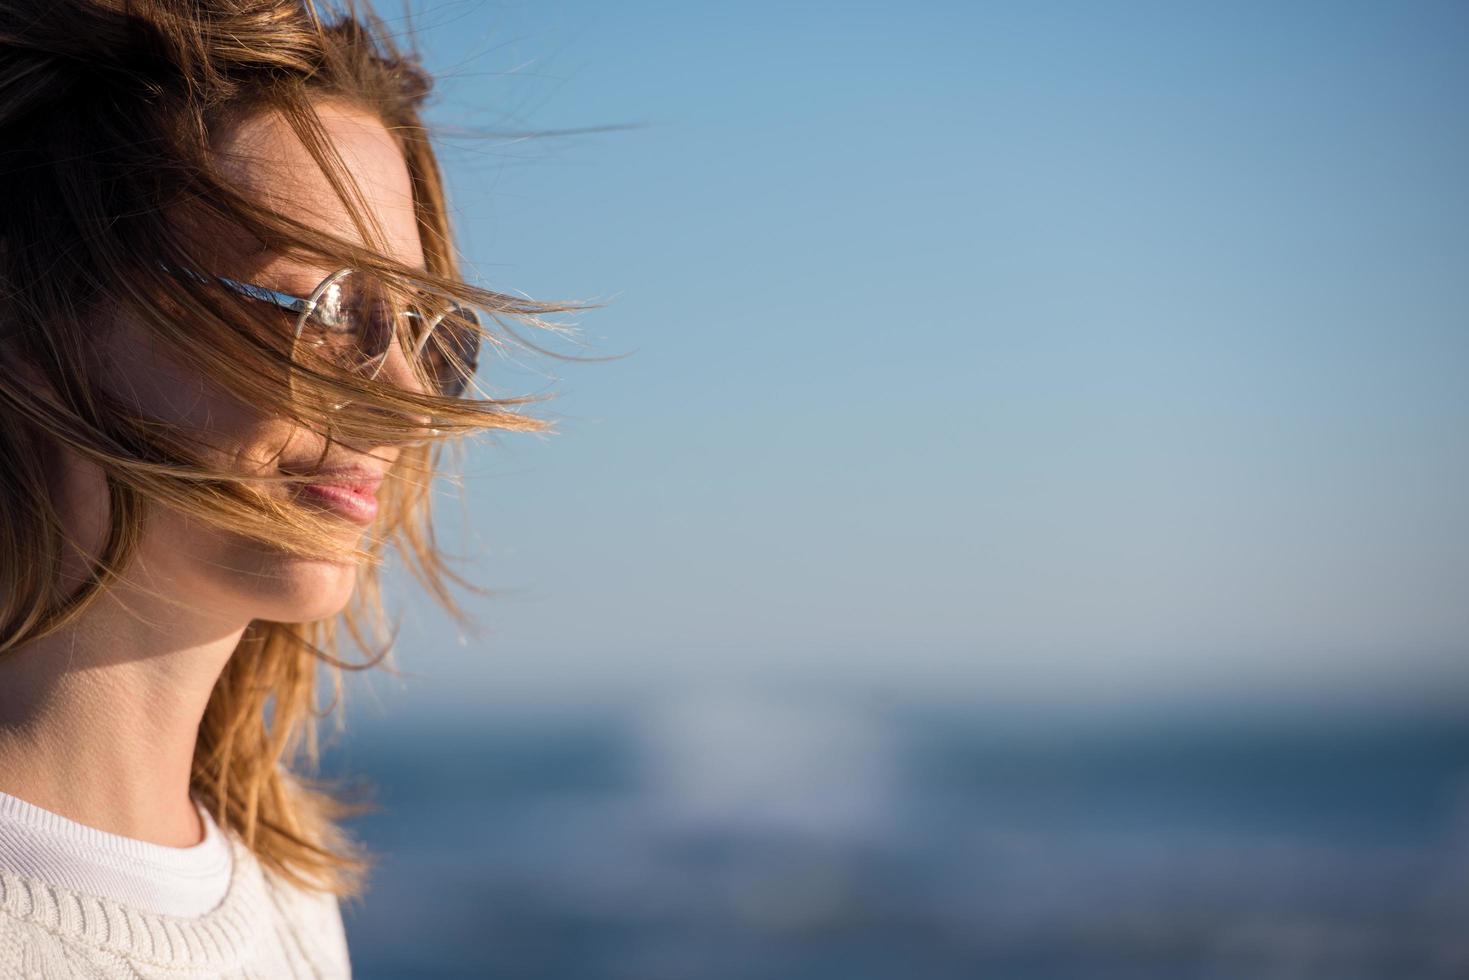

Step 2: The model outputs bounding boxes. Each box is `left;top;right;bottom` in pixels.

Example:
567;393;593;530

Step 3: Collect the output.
302;272;482;399
304;271;395;378
422;305;482;398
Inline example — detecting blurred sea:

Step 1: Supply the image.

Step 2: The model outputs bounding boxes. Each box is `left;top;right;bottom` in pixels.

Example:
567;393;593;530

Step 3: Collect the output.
322;694;1469;979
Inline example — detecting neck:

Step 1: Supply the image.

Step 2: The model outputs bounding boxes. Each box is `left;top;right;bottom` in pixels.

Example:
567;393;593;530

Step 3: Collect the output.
0;584;246;848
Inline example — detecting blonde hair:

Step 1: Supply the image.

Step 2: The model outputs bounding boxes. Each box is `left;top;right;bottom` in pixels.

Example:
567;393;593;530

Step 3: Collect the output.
0;0;580;897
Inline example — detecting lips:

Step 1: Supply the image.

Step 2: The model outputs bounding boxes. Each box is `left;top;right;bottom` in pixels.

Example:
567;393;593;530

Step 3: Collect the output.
288;468;385;526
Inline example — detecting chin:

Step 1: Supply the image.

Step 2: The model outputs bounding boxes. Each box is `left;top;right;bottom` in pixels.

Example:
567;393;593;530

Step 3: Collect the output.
246;554;362;623
181;531;364;625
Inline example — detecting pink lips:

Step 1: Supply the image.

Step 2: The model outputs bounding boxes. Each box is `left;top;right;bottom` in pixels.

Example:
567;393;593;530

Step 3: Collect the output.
291;469;384;526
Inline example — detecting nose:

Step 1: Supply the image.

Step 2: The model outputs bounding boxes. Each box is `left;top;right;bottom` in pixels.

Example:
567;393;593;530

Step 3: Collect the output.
369;326;435;435
376;324;424;392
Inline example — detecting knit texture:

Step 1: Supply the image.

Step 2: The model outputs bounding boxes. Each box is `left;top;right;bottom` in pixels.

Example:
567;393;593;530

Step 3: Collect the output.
0;795;351;979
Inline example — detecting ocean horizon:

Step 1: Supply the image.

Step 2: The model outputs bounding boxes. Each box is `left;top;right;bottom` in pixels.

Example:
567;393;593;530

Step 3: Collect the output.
322;691;1469;979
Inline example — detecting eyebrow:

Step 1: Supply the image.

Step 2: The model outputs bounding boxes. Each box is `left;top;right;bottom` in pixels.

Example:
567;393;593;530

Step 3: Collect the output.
248;241;428;276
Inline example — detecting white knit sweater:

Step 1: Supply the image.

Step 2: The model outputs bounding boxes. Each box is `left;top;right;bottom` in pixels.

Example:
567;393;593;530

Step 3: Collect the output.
0;789;352;978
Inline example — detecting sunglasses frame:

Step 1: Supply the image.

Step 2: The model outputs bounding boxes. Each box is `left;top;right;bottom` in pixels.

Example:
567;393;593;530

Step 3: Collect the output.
160;263;481;400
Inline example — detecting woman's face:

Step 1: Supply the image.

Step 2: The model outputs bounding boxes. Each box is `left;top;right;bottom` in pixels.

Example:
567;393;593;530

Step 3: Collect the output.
55;99;428;627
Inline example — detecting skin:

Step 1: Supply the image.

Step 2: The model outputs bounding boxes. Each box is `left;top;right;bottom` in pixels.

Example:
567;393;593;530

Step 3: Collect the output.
0;99;428;848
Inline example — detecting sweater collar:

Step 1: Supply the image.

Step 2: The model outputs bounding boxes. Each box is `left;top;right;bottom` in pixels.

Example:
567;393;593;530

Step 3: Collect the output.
0;788;232;918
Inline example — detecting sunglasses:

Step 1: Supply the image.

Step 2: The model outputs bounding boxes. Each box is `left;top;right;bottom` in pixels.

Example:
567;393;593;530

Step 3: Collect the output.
163;264;482;400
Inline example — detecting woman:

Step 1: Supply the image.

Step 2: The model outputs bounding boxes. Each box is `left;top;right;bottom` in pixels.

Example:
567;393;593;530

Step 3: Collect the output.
0;0;574;974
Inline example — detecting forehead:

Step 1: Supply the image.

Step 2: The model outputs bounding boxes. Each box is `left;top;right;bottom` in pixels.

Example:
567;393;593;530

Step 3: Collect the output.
207;99;424;284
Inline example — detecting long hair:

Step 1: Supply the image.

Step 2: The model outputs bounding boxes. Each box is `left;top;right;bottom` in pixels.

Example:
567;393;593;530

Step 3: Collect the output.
0;0;579;898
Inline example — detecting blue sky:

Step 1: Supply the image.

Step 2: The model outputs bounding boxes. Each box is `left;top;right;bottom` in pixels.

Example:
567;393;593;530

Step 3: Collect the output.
353;1;1469;722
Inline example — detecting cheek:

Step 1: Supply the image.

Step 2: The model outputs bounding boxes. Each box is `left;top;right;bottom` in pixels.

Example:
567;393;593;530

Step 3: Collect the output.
130;399;360;622
99;306;334;489
49;423;360;625
127;435;362;624
88;316;361;622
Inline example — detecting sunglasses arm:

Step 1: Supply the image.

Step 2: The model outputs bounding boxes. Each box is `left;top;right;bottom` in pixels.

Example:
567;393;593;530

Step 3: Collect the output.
156;261;316;316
